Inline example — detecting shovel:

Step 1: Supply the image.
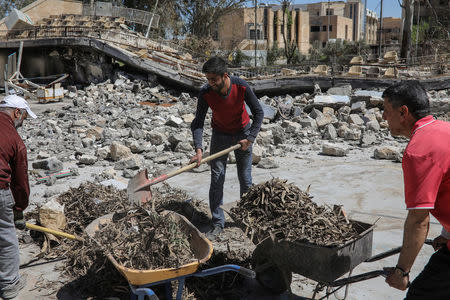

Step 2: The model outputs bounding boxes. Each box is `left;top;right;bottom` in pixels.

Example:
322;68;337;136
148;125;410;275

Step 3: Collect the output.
127;144;242;206
26;223;84;241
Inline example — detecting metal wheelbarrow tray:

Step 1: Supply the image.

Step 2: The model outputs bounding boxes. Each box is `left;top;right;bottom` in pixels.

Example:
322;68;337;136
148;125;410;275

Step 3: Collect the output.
85;210;213;286
253;220;375;284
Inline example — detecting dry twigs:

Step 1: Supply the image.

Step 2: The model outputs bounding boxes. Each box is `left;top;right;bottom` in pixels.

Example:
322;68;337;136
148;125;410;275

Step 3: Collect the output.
95;207;196;270
230;178;359;246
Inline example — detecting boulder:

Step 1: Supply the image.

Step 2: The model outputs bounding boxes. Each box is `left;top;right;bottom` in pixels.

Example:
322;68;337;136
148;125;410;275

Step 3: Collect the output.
32;157;63;173
110;142;132;161
322;143;349;157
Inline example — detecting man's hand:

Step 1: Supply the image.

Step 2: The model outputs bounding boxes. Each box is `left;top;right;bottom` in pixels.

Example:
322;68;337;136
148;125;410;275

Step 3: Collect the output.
13;210;26;230
239;139;252;151
432;235;448;251
385;267;409;291
189;148;203;167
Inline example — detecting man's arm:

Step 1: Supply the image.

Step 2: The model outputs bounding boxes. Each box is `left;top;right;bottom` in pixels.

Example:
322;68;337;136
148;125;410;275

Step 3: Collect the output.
243;82;263;143
190;94;209;151
10;142;30;212
386;209;430;290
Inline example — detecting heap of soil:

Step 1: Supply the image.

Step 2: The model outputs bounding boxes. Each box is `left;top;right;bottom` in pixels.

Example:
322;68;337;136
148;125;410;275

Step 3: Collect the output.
230;178;359;246
95;207;196;270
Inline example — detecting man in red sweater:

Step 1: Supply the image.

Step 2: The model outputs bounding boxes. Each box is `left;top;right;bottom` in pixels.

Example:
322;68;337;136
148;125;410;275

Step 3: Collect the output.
382;82;450;300
0;95;36;299
191;57;263;239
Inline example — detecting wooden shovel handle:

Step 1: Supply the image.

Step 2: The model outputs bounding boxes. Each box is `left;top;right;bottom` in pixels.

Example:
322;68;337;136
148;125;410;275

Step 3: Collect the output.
26;223;84;242
147;144;242;186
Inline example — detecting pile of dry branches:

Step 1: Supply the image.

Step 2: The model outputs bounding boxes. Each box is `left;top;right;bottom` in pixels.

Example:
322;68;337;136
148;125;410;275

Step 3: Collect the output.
95;207;196;270
230;178;359;246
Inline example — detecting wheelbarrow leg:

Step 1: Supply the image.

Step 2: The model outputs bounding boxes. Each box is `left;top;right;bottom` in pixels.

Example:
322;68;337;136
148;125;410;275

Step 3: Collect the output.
165;281;172;299
175;278;185;300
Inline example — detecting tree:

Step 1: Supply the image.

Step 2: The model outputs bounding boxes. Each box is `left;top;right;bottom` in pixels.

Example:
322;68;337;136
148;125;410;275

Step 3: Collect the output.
0;0;35;19
175;0;247;38
400;0;414;60
278;1;298;65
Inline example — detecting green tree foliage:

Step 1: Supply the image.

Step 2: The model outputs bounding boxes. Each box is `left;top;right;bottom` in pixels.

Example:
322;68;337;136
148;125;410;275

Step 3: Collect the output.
266;44;282;65
0;0;35;19
175;0;247;38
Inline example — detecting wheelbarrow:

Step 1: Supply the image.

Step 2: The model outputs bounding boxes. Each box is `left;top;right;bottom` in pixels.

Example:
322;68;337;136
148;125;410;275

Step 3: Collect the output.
85;210;255;300
250;219;436;299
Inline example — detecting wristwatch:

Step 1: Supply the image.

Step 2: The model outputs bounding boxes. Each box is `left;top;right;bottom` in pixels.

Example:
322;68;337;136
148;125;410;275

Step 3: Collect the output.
395;265;410;277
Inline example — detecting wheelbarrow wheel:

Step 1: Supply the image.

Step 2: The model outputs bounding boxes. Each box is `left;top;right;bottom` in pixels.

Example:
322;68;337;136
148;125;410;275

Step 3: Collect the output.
255;261;292;295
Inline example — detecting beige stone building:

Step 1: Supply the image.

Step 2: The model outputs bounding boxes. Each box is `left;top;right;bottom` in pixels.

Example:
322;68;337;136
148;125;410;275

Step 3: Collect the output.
216;5;311;55
365;8;378;45
381;17;402;44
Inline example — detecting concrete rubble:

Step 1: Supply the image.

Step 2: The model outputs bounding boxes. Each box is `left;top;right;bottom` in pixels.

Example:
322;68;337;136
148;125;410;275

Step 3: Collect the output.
17;75;448;204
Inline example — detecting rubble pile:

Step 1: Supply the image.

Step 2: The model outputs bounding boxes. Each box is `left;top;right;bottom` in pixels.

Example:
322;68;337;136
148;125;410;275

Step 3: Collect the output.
95;208;196;270
230;178;358;246
22;74;449;190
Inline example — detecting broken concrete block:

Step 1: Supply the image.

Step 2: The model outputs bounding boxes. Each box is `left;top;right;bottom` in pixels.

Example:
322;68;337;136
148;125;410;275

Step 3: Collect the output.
146;131;165;145
281;120;301;133
166;115;183;127
323;124;337;140
366;120;381;131
327;85;352;96
351;101;366;113
322;143;349;157
86;126;104;141
175;142;193;153
257;157;279;169
252;143;264;164
348;114;365;126
79;155;97;165
32;157;63;173
81;137;94;148
96;146;110;160
114;154;143;170
360;132;377;147
298;117;318;130
72;119;89;127
374;147;400;160
110;142;132;161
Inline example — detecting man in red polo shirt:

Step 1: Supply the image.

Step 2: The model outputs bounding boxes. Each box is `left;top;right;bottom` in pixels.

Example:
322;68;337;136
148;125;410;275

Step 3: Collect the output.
382;82;450;299
0;95;36;299
190;57;263;239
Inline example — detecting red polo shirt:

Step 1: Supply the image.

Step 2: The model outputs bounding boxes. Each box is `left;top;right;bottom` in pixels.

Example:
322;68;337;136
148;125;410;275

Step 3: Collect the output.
0;112;30;211
403;115;450;249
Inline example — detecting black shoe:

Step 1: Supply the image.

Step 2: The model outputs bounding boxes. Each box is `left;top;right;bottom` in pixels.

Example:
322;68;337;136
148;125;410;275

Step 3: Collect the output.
206;225;223;240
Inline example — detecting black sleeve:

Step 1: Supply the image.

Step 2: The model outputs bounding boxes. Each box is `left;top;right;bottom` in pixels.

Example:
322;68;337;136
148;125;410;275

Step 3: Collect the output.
190;92;209;150
243;81;263;142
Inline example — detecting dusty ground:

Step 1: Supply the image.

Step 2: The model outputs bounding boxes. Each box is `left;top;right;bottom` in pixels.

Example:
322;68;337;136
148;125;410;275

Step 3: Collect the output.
10;101;443;300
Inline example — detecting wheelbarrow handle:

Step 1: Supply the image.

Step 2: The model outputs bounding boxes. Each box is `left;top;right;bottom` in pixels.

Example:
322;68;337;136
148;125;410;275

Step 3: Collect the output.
328;270;387;287
26;223;84;242
365;239;434;262
237;266;256;279
144;144;241;186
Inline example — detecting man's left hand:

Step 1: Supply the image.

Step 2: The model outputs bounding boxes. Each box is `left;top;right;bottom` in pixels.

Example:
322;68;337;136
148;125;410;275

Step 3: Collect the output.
385;267;409;291
13;210;26;230
238;139;252;151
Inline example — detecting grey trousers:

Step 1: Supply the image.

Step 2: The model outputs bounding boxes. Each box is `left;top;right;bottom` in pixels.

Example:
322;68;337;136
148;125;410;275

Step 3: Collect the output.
0;188;20;291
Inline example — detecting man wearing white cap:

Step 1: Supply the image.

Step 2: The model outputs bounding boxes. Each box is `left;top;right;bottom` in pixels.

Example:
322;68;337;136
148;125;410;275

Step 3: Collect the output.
0;95;36;299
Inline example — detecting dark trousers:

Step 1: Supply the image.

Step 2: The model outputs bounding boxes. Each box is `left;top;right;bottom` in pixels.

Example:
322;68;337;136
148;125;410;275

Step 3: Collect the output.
209;129;253;228
405;246;450;300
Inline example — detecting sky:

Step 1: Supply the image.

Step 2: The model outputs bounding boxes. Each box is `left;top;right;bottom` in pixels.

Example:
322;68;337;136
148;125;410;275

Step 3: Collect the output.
269;1;402;18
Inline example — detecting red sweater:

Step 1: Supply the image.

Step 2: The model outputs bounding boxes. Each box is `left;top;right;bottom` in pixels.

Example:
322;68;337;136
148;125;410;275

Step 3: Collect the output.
0;113;30;211
191;76;263;150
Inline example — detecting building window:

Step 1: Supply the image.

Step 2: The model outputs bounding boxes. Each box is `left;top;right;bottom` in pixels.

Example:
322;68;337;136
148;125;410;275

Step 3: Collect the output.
322;42;326;47
329;25;332;32
349;4;353;18
317;11;320;16
345;25;348;40
249;29;262;39
326;9;333;15
247;23;262;39
323;25;327;31
311;26;320;32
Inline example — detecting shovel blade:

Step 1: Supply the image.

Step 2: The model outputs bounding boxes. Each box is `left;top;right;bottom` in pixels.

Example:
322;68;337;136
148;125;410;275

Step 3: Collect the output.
127;169;152;206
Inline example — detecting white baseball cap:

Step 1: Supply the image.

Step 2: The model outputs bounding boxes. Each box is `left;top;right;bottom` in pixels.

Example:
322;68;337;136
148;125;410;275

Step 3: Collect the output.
0;95;37;119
